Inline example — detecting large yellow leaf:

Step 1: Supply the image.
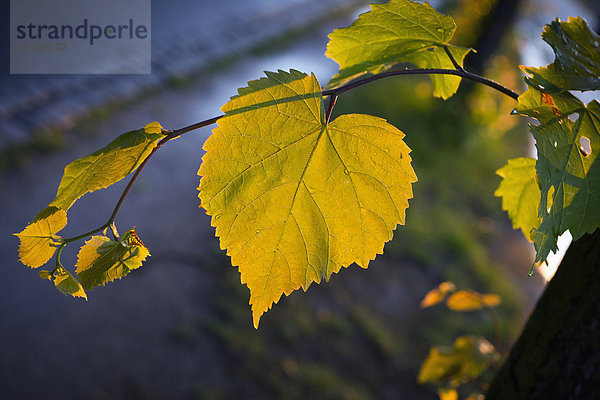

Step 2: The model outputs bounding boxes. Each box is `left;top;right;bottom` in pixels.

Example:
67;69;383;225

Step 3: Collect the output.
198;70;417;327
14;206;67;268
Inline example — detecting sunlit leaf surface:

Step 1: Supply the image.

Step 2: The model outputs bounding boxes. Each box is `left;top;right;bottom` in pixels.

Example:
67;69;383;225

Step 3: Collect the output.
198;69;417;327
14;206;67;268
495;157;541;241
51;122;164;210
75;230;150;291
325;0;471;98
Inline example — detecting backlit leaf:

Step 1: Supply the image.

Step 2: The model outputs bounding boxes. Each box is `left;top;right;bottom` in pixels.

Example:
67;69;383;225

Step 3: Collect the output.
495;157;541;241
446;290;501;312
421;281;457;308
198;69;417;328
418;336;496;387
521;17;600;93
14;206;67;268
75;229;150;291
515;87;600;263
51;122;164;210
325;0;472;99
53;265;87;300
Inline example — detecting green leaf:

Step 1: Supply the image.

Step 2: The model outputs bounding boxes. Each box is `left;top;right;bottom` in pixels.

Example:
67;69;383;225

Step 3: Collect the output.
417;336;497;387
14;206;67;268
50;122;164;210
53;265;87;300
515;87;600;263
75;229;150;291
512;88;583;124
325;0;472;99
530;97;600;263
521;17;600;93
495;157;542;241
198;69;417;328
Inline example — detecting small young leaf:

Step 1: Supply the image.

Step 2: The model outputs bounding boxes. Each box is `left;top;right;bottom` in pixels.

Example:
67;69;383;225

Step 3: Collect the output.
325;0;472;99
417;336;496;387
446;290;501;311
75;229;150;291
14;206;67;268
521;17;600;93
53;265;87;300
50;122;164;210
481;294;501;308
38;270;52;280
421;281;457;308
495;157;541;241
198;69;417;328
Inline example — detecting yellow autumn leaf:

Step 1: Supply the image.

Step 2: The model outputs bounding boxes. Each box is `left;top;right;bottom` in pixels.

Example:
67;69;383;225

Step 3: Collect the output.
51;122;164;210
14;206;67;268
446;290;501;311
421;281;457;308
495;157;541;241
437;388;458;400
481;294;501;308
418;336;496;387
198;69;417;328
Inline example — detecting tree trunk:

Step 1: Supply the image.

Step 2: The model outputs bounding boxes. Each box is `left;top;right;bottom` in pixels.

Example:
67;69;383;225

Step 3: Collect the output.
486;230;600;399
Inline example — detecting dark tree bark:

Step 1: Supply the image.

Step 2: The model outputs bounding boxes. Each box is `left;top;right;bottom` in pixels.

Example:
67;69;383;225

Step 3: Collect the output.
486;230;600;399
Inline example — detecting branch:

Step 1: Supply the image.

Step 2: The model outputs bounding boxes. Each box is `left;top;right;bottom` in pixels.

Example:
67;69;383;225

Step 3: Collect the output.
443;45;465;72
61;115;224;245
61;67;519;247
322;68;519;100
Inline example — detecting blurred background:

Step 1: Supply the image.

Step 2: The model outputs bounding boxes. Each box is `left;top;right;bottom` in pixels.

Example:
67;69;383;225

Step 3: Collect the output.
1;0;598;399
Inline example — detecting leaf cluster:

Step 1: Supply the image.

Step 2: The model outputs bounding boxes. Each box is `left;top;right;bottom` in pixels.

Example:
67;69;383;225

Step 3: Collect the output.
13;0;600;334
14;123;161;298
419;282;502;400
495;17;600;268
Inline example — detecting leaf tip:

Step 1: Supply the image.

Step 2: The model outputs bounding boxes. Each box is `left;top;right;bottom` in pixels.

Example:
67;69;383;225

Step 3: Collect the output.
252;311;262;330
